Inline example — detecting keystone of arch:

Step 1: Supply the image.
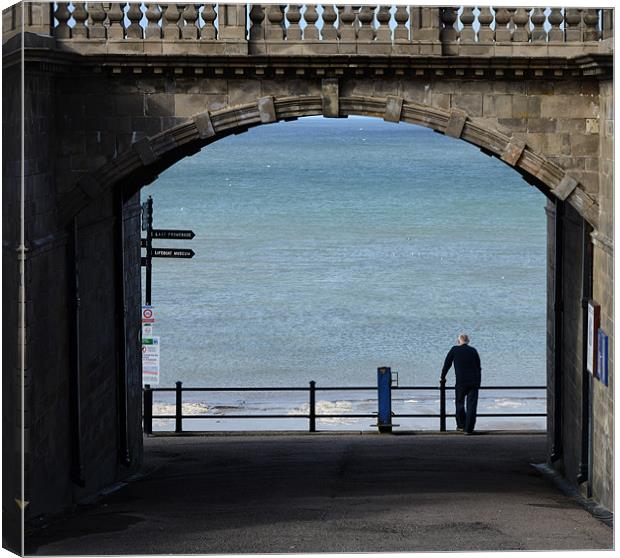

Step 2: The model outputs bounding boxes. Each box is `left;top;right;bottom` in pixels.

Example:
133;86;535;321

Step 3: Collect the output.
58;95;599;229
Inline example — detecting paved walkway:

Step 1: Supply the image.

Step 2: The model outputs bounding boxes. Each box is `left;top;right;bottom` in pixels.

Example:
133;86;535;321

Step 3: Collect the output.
28;433;612;554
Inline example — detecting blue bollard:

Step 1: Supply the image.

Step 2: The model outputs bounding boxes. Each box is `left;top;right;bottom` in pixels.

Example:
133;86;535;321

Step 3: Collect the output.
377;366;392;433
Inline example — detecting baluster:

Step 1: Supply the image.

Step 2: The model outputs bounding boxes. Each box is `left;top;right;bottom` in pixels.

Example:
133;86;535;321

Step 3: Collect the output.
547;8;564;42
162;4;181;40
564;9;582;42
286;5;302;40
126;2;144;39
394;5;409;42
321;5;338;41
357;5;376;42
459;7;475;42
54;2;71;39
583;9;600;41
71;2;88;38
145;4;162;39
375;5;391;42
107;2;126;40
88;2;107;39
512;7;530;42
201;4;217;40
266;5;285;41
478;6;494;43
303;4;319;40
182;4;199;39
530;7;546;42
338;5;357;42
440;7;457;43
249;5;265;41
494;7;512;42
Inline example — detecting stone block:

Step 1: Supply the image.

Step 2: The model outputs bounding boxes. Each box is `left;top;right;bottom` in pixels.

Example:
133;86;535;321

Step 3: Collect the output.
257;96;277;123
384;96;403;123
557;119;587;134
527;118;557;133
553;173;579;201
445;108;468;138
541;96;599;119
570;134;600;156
451;94;482;117
227;79;261;107
482;94;512;117
175;94;209;117
431;93;450;110
498;118;527;133
526;81;554;96
322;78;339;118
512;95;540;119
146;94;175;117
205;95;228;111
194;113;215;139
200;79;228;95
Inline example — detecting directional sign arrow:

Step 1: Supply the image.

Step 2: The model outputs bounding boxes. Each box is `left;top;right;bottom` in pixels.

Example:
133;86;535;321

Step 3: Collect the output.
152;248;195;259
152;229;196;240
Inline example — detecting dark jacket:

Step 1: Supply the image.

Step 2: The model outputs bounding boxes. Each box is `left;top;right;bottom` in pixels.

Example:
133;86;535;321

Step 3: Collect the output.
441;344;481;386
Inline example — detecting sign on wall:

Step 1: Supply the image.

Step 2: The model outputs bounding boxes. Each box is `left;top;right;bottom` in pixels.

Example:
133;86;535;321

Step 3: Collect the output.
587;301;600;377
142;336;160;385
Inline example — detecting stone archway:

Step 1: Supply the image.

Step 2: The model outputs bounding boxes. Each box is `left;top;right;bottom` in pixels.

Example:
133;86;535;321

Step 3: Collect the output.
59;94;598;229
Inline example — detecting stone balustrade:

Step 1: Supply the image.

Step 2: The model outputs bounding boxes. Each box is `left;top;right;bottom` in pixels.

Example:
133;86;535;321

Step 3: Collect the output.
2;4;614;56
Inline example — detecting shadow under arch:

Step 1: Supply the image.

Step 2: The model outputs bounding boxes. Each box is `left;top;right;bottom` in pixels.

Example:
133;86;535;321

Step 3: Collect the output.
59;95;599;228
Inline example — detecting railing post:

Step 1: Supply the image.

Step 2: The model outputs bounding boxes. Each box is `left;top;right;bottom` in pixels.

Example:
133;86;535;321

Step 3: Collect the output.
143;384;153;435
309;380;316;432
175;381;183;433
439;379;446;432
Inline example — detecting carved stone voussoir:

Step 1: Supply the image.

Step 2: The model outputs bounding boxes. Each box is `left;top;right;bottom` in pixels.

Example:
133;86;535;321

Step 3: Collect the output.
501;138;526;166
322;78;339;118
133;138;157;166
384;96;404;123
257;96;277;123
194;112;216;139
445;108;468;138
553;173;579;201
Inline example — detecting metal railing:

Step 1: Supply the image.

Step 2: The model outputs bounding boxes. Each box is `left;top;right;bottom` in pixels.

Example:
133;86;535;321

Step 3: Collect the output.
143;380;546;434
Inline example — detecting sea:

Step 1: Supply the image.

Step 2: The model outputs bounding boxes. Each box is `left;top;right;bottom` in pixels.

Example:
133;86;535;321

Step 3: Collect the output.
141;116;548;432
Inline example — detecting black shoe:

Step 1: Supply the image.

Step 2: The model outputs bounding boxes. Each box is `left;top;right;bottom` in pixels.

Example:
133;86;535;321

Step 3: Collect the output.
465;431;475;435
456;427;464;432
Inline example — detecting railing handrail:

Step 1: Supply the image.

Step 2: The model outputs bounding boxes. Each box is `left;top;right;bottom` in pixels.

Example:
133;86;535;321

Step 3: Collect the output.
145;384;547;391
142;380;547;435
4;4;613;47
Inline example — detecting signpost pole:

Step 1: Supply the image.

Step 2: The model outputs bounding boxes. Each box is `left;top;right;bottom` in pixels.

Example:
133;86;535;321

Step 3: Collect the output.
145;196;153;306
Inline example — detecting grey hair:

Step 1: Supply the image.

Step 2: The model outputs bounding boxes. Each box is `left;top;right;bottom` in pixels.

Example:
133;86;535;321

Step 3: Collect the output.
458;333;470;344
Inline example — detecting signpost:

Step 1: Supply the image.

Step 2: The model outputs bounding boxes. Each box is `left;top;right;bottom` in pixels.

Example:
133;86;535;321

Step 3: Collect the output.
139;197;196;385
140;196;196;305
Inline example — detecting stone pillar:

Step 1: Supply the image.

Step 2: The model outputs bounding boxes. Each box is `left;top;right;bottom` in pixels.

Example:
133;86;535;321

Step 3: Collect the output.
217;3;248;54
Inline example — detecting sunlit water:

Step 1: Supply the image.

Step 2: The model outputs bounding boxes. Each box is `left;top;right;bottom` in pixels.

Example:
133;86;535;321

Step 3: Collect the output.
141;116;547;430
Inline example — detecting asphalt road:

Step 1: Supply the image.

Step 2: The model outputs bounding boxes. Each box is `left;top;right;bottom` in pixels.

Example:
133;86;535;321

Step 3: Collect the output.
28;432;613;554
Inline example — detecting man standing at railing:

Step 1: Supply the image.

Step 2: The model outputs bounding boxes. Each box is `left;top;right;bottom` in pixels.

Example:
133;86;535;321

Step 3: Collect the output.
441;333;482;435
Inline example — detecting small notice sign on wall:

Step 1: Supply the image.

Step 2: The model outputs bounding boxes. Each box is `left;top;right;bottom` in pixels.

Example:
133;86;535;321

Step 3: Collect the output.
597;329;608;387
587;301;600;377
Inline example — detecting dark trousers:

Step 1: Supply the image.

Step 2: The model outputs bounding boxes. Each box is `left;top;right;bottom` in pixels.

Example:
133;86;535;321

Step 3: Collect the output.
455;383;479;433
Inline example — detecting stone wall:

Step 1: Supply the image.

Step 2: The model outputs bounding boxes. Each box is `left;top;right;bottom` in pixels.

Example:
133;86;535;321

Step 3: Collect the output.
5;27;613;522
591;79;613;511
2;39;23;555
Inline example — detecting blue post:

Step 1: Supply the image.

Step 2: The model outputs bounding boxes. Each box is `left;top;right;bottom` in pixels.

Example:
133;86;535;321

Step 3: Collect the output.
377;366;392;433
